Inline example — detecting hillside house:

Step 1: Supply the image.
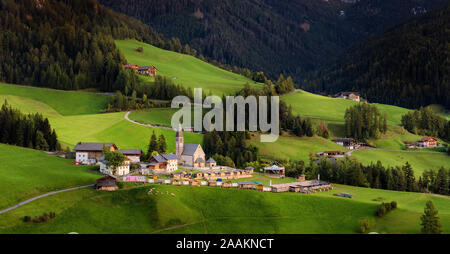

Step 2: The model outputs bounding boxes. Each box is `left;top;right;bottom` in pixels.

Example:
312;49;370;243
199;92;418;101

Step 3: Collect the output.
148;154;178;174
119;149;142;163
94;175;118;191
99;156;130;176
264;165;285;177
124;64;138;72
332;138;356;149
73;142;117;165
334;92;361;102
137;66;157;76
416;137;438;148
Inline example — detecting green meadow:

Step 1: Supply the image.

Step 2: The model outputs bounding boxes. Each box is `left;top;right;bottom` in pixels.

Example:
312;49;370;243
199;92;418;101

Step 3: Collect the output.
281;90;411;126
115;40;260;95
351;149;450;176
0;183;448;234
0;85;202;151
0;144;98;210
0;83;108;115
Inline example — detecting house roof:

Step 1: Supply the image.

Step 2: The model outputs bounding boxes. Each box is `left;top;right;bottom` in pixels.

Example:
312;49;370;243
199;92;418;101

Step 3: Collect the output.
151;153;178;163
162;154;178;160
137;66;155;71
195;157;205;163
206;158;216;163
335;92;360;96
95;176;117;187
74;142;116;152
119;149;142;155
182;143;201;156
264;165;285;171
419;137;436;142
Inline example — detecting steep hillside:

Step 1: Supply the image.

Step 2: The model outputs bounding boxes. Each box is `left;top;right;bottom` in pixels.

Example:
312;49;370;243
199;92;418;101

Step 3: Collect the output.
0;0;173;92
98;0;447;81
115;40;258;95
310;1;450;109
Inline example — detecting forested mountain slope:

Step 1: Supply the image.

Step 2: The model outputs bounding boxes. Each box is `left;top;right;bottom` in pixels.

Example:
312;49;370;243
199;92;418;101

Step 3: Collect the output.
98;0;447;81
310;1;450;109
0;0;174;92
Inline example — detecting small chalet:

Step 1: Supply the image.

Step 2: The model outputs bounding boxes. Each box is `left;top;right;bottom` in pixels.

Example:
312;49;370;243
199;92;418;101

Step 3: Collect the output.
137;66;157;76
119;149;142;163
416;137;438;148
264;165;285;177
148;154;178;174
124;64;138;72
99;156;131;176
206;158;217;168
334;92;360;102
332;138;356;149
94;175;118;191
73;142;117;165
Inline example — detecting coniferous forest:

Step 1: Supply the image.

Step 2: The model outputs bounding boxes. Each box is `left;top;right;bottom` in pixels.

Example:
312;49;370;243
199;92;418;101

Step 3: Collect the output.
0;101;59;151
0;0;180;93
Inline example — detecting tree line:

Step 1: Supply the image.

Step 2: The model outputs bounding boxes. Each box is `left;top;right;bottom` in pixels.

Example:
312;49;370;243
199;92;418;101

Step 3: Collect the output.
0;101;59;151
344;103;387;141
401;106;450;141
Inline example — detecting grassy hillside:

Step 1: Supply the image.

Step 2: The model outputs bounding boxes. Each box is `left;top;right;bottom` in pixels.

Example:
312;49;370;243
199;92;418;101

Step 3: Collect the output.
352;149;450;176
281;90;411;126
115;40;260;95
0;184;448;234
0;144;98;210
0;85;203;151
0;83;109;115
248;133;347;162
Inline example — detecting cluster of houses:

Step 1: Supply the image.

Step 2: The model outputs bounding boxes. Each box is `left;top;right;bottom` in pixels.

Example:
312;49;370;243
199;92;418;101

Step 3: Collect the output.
405;137;438;149
124;64;157;76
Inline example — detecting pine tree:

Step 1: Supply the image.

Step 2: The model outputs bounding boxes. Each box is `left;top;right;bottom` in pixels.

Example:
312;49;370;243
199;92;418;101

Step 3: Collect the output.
148;132;158;155
158;134;167;154
420;201;442;234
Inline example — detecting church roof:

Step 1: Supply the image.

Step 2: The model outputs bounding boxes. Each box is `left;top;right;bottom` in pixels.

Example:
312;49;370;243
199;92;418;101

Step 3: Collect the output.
182;143;201;156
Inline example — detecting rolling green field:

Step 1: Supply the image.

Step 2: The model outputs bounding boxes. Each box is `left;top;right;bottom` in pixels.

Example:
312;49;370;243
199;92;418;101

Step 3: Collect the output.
115;40;260;95
0;144;98;210
0;83;109;115
0;183;448;234
248;133;348;162
281;90;411;126
0;85;203;151
352;149;450;176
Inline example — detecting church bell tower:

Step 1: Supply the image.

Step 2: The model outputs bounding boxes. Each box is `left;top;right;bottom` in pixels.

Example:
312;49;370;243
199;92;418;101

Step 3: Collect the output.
175;123;184;158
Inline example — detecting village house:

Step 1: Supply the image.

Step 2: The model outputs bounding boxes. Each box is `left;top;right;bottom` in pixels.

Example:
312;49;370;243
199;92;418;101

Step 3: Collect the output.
137;66;157;76
416;137;438;148
334;92;361;102
124;64;138;72
99;156;131;176
147;154;179;174
94;175;118;191
264;165;285;178
119;149;142;163
73;142;117;165
332;138;356;150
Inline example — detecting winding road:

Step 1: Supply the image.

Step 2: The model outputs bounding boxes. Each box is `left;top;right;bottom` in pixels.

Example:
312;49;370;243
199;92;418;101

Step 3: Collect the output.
124;111;173;130
0;184;94;215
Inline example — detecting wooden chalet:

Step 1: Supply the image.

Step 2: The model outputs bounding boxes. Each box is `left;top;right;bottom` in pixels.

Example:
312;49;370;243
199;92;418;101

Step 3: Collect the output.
95;175;118;191
416;137;438;148
137;66;157;76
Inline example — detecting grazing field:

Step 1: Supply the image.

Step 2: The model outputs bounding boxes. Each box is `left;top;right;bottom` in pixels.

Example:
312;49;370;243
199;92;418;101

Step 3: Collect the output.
0;144;98;210
0;83;109;115
129;107;202;127
0;183;448;234
115;40;260;95
248;133;347;162
352;149;450;176
367;125;424;150
281;90;411;126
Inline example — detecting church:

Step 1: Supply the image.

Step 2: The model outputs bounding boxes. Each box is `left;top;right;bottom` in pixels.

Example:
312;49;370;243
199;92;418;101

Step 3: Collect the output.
175;124;207;167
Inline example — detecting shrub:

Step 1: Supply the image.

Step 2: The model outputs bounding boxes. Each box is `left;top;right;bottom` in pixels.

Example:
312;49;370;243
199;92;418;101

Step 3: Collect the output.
376;205;387;217
358;220;370;233
136;46;144;53
23;216;31;222
391;201;397;209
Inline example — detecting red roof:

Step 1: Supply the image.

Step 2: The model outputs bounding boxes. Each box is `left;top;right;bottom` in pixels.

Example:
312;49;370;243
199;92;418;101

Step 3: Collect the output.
419;137;436;142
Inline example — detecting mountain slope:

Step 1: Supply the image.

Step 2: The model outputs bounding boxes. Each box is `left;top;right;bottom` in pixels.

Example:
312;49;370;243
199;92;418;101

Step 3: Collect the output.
98;0;448;81
0;0;172;92
310;1;450;109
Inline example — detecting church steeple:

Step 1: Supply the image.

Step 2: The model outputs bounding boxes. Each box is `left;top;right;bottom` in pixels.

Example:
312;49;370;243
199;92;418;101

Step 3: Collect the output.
175;123;184;158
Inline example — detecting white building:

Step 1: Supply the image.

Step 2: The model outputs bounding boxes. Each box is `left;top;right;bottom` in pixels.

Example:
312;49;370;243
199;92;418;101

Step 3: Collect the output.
118;149;142;163
99;157;131;176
